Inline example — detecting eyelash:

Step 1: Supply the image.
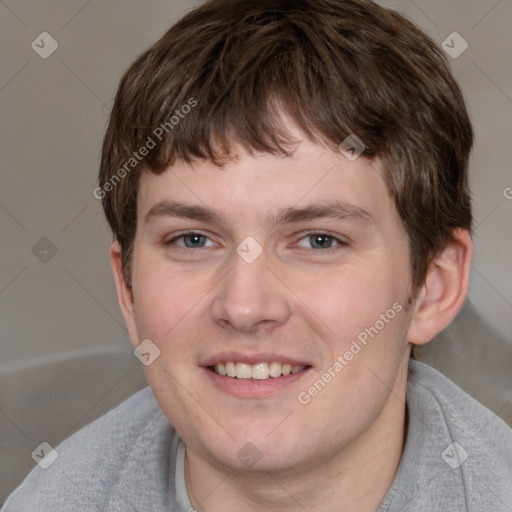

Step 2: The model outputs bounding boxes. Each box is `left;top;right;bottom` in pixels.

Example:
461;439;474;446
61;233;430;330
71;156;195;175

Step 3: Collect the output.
164;231;348;254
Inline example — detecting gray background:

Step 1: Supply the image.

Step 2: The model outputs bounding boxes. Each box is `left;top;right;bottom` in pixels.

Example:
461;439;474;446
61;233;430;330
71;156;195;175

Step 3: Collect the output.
1;0;511;504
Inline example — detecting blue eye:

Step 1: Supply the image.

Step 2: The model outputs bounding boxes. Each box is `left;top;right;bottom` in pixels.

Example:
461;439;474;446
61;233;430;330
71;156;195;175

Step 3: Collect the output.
296;233;345;250
164;231;347;253
166;232;215;249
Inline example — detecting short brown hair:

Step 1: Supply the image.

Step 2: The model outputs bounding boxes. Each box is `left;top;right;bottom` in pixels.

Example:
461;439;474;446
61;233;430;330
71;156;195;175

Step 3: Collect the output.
99;0;473;291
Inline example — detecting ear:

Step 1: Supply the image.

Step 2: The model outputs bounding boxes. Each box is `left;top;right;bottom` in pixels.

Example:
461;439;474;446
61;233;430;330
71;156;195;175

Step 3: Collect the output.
407;229;472;345
110;241;139;348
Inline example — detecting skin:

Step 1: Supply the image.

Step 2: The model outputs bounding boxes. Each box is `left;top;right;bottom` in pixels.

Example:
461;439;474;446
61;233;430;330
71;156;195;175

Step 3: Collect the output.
111;130;472;512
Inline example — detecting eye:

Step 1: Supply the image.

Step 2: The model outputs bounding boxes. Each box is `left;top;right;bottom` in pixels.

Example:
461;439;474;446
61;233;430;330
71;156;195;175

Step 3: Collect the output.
165;232;216;249
296;232;347;251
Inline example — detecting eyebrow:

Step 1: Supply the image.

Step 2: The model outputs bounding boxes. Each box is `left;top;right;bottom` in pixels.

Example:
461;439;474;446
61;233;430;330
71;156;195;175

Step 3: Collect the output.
144;200;374;227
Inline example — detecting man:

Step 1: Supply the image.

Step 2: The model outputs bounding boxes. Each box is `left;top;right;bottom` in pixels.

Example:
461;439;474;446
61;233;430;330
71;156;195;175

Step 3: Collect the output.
4;0;511;510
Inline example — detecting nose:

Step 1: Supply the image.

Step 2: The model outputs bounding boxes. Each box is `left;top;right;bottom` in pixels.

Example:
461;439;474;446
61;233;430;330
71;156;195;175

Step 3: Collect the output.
211;248;291;334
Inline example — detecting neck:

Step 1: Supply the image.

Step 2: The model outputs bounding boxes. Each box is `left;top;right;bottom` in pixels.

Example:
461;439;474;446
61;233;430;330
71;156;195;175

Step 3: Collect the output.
185;368;408;512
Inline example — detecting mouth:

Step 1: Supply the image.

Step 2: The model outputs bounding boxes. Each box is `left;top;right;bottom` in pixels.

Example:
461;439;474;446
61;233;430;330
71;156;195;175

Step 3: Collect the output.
201;355;312;398
201;353;313;398
209;361;309;380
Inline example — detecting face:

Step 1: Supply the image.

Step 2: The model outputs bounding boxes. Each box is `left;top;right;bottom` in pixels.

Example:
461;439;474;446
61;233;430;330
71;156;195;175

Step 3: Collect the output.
116;134;417;475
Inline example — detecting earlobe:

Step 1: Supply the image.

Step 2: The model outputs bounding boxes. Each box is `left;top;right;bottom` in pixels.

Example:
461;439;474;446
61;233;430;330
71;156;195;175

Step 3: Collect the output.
109;241;139;346
407;229;472;346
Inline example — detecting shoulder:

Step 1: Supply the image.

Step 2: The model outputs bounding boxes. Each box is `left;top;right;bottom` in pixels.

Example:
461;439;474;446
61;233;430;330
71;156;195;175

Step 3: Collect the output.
399;360;512;510
409;359;512;450
2;387;178;512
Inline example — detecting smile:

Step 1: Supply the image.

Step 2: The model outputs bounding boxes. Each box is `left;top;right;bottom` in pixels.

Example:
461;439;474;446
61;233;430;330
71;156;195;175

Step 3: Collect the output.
212;362;307;380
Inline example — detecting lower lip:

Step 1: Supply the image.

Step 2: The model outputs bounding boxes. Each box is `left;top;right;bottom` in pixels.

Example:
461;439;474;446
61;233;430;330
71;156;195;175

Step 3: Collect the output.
203;367;311;398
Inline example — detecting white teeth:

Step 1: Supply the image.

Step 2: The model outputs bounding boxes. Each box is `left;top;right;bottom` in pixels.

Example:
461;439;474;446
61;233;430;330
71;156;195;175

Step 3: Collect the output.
213;361;306;379
252;362;270;380
225;361;236;377
235;362;252;379
269;362;282;378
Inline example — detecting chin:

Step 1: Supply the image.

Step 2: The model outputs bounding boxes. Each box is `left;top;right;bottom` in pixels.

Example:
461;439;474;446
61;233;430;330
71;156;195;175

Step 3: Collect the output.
200;425;307;473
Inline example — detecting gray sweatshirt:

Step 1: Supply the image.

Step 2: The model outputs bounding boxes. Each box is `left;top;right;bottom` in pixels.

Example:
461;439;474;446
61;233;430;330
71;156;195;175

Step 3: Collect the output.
3;359;512;511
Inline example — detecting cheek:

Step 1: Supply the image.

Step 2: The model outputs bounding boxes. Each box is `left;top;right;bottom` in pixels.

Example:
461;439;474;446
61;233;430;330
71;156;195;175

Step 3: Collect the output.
304;261;408;337
131;255;203;344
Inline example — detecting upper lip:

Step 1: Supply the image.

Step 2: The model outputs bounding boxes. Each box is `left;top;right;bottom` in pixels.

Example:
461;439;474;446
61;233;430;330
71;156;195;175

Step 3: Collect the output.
201;352;312;367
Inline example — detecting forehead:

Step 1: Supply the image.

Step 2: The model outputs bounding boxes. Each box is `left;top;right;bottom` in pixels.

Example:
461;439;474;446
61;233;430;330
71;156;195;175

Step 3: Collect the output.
136;136;395;230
